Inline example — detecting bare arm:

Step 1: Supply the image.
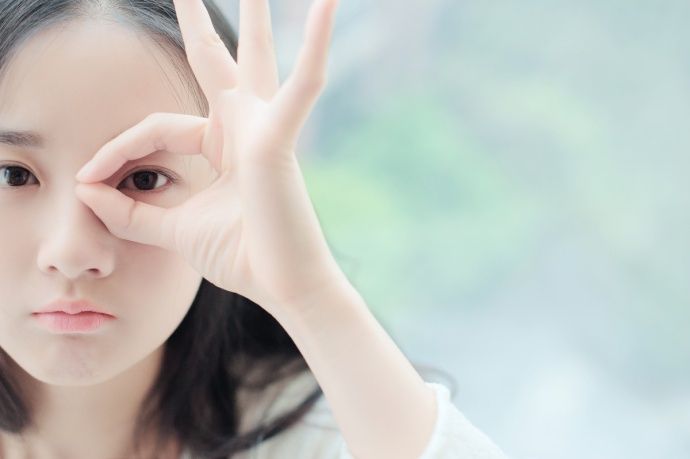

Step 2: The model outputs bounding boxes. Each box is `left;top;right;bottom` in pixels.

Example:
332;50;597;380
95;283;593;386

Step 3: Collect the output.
272;277;438;459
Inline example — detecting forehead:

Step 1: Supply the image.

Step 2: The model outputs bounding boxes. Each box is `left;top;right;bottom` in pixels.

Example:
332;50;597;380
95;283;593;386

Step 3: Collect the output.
0;19;198;148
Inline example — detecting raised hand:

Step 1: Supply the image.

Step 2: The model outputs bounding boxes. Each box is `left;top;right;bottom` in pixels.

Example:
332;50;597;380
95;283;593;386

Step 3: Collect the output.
74;0;346;319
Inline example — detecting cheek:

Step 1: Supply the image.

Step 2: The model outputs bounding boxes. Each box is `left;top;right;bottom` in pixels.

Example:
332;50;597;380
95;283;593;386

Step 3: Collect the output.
0;195;55;269
119;245;202;331
109;249;201;378
0;197;35;245
0;207;36;321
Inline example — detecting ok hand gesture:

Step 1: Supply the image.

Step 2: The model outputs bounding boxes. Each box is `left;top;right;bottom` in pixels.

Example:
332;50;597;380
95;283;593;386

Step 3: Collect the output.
74;0;345;319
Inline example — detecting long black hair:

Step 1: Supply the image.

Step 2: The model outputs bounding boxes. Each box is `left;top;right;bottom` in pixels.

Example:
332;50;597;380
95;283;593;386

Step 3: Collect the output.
0;1;326;457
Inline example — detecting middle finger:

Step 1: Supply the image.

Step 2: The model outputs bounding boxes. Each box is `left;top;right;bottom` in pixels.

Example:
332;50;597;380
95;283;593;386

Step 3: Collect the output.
173;0;239;104
238;0;280;100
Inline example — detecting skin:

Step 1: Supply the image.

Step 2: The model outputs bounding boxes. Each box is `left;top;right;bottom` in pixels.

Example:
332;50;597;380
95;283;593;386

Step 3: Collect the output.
0;19;214;458
1;0;439;458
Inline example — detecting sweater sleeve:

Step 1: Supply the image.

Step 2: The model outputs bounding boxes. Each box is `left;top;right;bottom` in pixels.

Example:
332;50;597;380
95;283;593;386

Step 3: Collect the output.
336;382;510;459
238;374;511;459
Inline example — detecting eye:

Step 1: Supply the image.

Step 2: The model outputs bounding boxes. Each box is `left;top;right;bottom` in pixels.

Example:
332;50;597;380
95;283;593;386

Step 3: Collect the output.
0;164;177;192
0;165;38;188
117;168;177;192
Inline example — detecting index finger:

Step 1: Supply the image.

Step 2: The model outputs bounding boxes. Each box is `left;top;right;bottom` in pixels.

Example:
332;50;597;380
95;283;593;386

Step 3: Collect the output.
75;113;211;183
173;0;238;104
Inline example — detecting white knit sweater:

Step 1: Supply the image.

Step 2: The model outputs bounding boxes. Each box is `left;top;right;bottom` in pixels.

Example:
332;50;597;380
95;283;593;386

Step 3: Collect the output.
180;370;510;459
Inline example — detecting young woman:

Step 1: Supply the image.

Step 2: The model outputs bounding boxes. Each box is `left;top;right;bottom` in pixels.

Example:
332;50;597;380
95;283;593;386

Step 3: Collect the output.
0;0;511;458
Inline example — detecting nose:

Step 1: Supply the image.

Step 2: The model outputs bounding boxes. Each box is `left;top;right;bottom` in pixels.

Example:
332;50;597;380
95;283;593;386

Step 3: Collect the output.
37;190;115;281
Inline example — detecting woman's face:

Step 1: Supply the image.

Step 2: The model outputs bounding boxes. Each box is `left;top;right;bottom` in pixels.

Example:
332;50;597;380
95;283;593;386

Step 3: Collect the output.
0;20;215;386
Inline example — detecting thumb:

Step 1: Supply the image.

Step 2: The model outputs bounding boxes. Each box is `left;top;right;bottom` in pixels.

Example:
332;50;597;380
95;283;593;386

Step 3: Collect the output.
74;182;178;251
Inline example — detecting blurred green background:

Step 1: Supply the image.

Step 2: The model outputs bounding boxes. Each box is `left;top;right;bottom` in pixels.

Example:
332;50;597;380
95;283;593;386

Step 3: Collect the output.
219;1;690;458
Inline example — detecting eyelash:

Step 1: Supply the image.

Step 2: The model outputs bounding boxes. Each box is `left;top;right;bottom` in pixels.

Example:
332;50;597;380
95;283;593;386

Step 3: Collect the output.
0;163;179;192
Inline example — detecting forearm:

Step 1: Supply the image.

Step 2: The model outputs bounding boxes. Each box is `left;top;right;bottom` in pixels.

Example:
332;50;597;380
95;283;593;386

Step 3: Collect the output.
273;278;438;459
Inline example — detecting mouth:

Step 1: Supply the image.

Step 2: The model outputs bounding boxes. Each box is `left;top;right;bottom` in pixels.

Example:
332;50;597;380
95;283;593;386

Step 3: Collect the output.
31;298;115;333
32;311;115;333
34;298;114;316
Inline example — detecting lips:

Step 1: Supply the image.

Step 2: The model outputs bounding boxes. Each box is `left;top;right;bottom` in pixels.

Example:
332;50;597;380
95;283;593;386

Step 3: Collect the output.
33;298;114;317
33;311;115;333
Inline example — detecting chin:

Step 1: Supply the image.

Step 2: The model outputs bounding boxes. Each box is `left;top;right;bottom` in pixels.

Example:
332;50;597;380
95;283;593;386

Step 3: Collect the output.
21;359;114;387
11;343;129;388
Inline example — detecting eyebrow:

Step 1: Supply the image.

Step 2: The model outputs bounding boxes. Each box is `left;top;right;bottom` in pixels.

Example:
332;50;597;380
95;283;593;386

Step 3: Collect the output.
0;128;127;150
0;129;43;148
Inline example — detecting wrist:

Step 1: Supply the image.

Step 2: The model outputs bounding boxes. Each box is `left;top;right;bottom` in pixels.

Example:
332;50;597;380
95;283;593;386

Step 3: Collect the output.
272;271;363;329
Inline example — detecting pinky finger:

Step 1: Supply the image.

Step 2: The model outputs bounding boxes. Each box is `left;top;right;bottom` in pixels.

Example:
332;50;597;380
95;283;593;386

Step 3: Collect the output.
268;0;339;148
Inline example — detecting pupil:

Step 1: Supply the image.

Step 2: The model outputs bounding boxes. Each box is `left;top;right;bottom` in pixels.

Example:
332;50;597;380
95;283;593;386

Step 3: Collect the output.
4;167;29;187
133;171;157;190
